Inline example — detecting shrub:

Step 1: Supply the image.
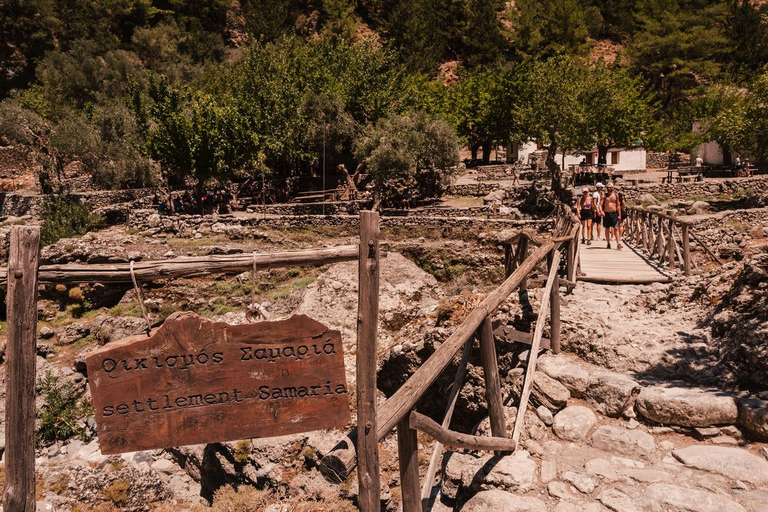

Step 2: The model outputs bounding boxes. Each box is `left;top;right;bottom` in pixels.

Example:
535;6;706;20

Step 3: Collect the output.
40;195;102;246
36;371;92;445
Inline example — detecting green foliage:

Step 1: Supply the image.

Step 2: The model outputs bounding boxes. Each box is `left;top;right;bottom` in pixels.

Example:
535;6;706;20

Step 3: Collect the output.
510;0;602;59
36;371;92;445
355;110;459;206
40;195;102;246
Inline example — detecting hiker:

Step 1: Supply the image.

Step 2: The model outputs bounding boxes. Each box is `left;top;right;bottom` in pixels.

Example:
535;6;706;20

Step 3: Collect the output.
593;182;605;240
695;155;703;167
602;182;623;249
577;188;595;245
745;158;752;177
617;185;627;240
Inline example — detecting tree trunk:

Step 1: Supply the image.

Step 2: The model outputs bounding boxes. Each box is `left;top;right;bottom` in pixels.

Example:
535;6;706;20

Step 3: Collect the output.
470;144;479;162
546;141;561;193
481;140;492;165
597;145;609;166
195;179;206;213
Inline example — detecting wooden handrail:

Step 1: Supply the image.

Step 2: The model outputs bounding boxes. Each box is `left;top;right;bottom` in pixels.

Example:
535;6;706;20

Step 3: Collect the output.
318;240;556;483
0;245;389;286
408;411;517;452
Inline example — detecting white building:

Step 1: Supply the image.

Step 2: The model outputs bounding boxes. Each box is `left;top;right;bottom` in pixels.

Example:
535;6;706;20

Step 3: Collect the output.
507;142;647;171
692;121;736;165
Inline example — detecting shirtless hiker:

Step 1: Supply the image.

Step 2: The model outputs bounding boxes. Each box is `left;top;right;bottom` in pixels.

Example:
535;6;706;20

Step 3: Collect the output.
602;182;623;249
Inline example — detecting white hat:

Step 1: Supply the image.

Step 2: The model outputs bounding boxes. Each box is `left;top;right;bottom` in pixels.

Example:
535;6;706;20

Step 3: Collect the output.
596;182;605;188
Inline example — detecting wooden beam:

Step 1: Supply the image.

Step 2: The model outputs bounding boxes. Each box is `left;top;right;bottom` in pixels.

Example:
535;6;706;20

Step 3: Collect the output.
667;219;676;268
688;229;724;265
0;245;388;286
548;251;561;354
578;275;672;284
682;224;692;276
3;226;40;512
493;325;551;350
356;211;380;512
409;412;517;452
397;416;422;512
420;340;472;509
479;316;506;454
511;250;561;445
319;241;555;483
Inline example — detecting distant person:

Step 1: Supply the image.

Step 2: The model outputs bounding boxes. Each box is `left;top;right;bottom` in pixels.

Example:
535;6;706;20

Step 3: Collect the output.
744;158;752;177
602;182;622;249
593;182;605;241
695;155;703;167
736;155;742;168
617;185;627;240
577;188;595;245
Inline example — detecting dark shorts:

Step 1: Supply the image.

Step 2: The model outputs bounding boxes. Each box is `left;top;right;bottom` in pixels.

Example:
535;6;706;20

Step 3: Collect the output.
580;209;594;221
603;211;619;228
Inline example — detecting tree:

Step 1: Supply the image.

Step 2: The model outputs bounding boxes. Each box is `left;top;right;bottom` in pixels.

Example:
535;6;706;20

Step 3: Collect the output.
581;64;655;164
517;56;590;192
447;65;524;164
705;70;768;163
354;111;459;208
509;0;602;59
628;0;729;110
133;75;257;207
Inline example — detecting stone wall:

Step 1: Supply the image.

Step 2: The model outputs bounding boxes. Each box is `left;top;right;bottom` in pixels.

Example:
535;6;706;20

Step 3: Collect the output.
645;152;691;169
621;176;768;201
246;201;365;216
127;209;540;236
0;188;158;219
448;182;536;199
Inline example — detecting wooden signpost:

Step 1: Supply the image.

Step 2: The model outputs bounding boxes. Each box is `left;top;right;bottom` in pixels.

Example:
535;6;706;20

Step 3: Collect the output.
86;312;350;454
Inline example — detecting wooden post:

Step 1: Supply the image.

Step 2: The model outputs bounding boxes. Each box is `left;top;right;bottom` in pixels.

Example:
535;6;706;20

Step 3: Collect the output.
397;416;422;512
518;236;529;291
643;213;651;253
656;216;665;261
478;316;506;453
667;219;676;268
682;224;691;276
511;251;561;444
420;341;472;509
357;211;380;511
504;244;516;278
3;226;40;512
547;250;561;354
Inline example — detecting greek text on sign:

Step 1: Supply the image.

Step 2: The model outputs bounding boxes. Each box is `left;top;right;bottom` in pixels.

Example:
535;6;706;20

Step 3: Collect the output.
86;312;350;454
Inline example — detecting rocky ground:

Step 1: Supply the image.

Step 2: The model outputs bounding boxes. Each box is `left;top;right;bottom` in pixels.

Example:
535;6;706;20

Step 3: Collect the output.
1;178;768;511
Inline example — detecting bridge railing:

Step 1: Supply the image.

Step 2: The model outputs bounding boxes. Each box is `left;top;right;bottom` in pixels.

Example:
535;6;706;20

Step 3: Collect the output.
624;206;703;276
319;204;581;512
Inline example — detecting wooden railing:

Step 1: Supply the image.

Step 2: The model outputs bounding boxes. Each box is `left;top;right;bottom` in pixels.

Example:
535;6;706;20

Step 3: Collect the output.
623;206;722;276
319;205;581;512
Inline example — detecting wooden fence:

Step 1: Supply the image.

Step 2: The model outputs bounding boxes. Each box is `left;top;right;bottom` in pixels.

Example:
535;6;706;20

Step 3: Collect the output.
624;206;722;276
319;205;581;512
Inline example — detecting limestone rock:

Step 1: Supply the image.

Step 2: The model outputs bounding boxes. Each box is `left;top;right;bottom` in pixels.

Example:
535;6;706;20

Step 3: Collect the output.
540;460;558;484
590;426;656;458
672;445;768;485
554;503;605;512
481;451;538;493
547;481;580;501
598;488;662;512
562;470;600;494
687;201;710;215
586;372;641;418
737;398;768;441
442;452;489;499
598;489;660;512
460;490;546;512
536;405;553;426
553;406;597;442
509;371;571;411
537;354;590;397
635;386;738;427
620;469;673;483
646;483;746;512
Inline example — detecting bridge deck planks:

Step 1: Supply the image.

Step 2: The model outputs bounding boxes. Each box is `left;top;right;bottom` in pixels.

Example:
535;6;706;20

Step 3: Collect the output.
578;242;673;284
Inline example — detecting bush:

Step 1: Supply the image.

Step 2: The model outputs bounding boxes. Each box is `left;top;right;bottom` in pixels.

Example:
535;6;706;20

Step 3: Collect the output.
40;195;102;246
36;371;92;445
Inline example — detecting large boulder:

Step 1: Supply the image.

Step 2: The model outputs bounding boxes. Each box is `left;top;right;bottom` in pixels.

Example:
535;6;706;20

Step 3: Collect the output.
590;426;656;458
483;189;506;205
646;483;746;512
635;385;738;427
537;354;590;397
509;371;570;411
737;398;768;441
585;372;641;418
687;201;710;215
672;445;768;486
552;406;597;442
460;490;546;512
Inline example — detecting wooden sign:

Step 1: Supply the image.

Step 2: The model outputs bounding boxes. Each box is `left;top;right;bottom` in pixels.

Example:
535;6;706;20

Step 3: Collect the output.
86;312;350;454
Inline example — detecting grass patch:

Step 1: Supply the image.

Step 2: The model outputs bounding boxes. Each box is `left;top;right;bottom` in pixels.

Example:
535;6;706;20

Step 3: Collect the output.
106;302;143;318
233;440;252;464
440;195;484;207
40;195;102;246
36;371;92;445
725;218;748;232
73;333;98;348
197;297;240;317
103;478;131;506
265;275;318;300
